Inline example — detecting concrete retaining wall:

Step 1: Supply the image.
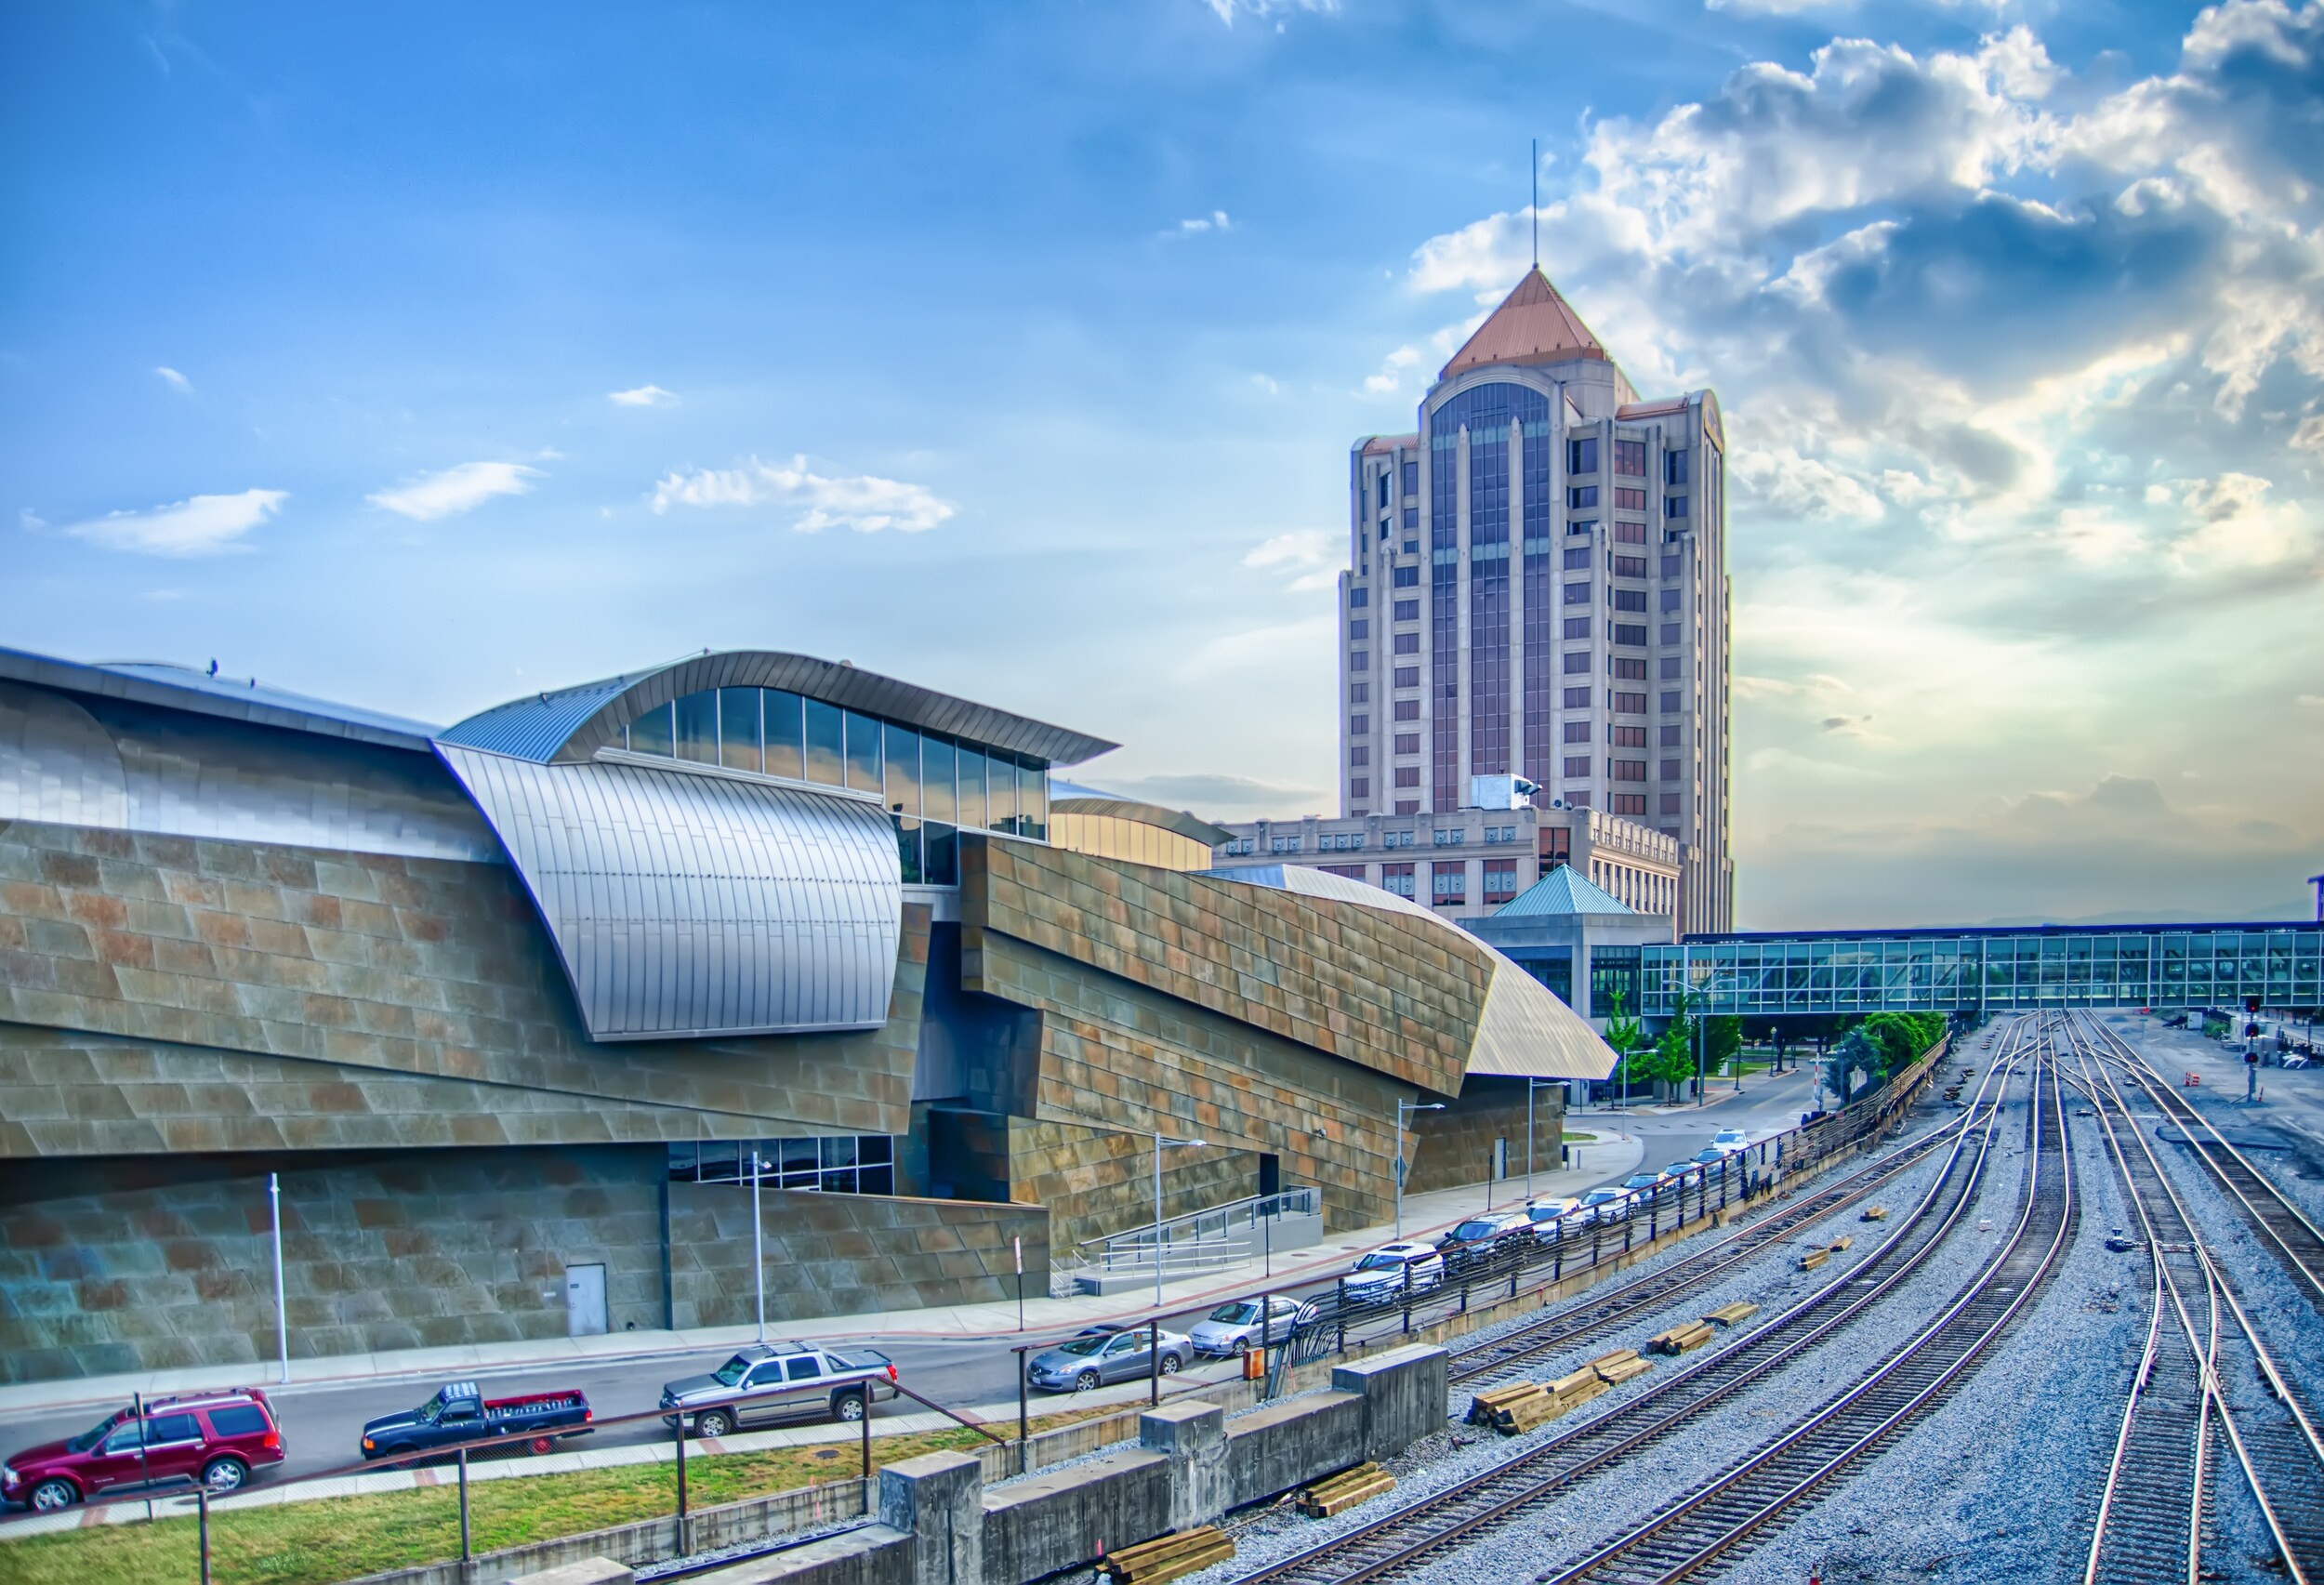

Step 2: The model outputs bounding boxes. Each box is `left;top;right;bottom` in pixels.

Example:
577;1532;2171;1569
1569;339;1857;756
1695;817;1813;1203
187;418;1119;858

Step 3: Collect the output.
1223;1390;1364;1503
981;1449;1170;1584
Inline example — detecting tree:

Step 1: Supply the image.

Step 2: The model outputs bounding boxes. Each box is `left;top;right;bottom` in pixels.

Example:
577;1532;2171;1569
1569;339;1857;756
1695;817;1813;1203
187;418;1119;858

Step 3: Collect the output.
1603;989;1645;1099
1704;1014;1743;1076
1856;1011;1947;1080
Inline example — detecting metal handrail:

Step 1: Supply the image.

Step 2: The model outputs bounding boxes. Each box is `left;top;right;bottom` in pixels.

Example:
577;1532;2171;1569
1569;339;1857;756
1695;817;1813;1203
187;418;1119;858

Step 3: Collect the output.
1076;1186;1319;1262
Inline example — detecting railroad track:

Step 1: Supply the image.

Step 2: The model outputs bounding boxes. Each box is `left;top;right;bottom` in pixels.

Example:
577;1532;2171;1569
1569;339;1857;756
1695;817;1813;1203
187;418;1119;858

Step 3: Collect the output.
2081;1012;2324;1312
1446;1068;1987;1390
1219;1021;2039;1585
2068;1013;2324;1585
1530;1023;2074;1584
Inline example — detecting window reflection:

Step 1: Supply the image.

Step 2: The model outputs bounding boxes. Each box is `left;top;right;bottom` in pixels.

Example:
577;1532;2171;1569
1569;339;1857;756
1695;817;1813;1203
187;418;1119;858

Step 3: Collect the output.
719;689;762;774
1019;762;1046;839
987;753;1016;834
764;690;805;780
924;822;958;885
883;722;920;818
922;738;957;824
957;749;986;832
843;710;883;795
804;699;844;785
628;701;674;757
674;691;719;764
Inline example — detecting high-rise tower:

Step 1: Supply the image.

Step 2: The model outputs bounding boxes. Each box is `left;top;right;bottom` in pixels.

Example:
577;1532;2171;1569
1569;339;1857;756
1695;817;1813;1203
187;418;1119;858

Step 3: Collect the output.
1340;270;1733;933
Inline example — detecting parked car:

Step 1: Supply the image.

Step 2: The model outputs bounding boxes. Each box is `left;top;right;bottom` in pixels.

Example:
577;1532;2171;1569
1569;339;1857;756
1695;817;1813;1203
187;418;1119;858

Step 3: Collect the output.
1710;1128;1751;1152
1688;1147;1732;1169
1343;1241;1446;1302
3;1389;283;1512
1622;1170;1673;1201
359;1381;592;1462
659;1342;899;1436
1577;1186;1635;1224
1188;1296;1308;1356
1436;1210;1536;1269
1025;1324;1192;1393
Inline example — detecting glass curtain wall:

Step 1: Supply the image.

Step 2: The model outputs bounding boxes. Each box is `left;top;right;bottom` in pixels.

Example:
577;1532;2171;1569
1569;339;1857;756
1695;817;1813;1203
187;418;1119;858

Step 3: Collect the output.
623;685;1051;884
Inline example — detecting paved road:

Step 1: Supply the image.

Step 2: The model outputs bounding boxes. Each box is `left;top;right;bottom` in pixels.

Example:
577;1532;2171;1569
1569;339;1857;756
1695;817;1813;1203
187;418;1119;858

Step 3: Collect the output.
0;1074;1818;1486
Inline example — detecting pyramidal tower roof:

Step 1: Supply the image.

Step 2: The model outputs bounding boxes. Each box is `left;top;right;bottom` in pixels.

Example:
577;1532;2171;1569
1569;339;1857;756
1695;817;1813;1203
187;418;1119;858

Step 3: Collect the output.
1439;268;1607;381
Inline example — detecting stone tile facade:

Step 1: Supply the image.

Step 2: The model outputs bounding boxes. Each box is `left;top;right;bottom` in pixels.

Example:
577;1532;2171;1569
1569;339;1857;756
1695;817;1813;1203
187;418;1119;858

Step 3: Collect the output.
667;1182;1048;1327
1403;1076;1568;1198
0;818;929;1144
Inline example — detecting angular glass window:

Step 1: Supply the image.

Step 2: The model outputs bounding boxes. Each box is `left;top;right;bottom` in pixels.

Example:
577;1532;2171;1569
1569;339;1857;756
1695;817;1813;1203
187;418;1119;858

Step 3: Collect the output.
922;737;957;825
894;816;923;885
924;822;958;885
843;710;883;795
627;700;674;757
804;698;845;785
957;749;988;833
883;722;921;818
987;754;1017;834
719;689;762;774
1019;762;1047;840
674;690;720;764
762;690;805;780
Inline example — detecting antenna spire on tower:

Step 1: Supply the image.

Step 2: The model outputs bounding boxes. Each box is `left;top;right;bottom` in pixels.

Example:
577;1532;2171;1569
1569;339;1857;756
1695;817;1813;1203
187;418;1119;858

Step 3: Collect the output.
1530;138;1539;271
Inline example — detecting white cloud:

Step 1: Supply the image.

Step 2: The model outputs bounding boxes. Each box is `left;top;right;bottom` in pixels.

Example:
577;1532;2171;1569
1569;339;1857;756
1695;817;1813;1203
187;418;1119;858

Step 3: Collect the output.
154;366;192;393
649;455;955;534
1200;0;1336;25
1248;373;1282;397
367;460;543;521
1361;345;1421;395
1242;529;1338;592
1170;210;1233;236
607;384;678;407
52;488;286;557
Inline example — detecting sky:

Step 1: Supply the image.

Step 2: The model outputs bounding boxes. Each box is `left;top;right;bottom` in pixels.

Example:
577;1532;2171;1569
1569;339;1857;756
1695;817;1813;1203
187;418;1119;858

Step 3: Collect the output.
3;0;2320;930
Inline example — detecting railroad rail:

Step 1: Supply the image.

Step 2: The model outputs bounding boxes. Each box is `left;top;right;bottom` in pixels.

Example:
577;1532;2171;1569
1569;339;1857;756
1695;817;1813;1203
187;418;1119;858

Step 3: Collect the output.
1531;1022;2073;1583
1445;1069;1985;1390
2069;1013;2324;1585
2081;1011;2324;1311
1219;1021;2038;1585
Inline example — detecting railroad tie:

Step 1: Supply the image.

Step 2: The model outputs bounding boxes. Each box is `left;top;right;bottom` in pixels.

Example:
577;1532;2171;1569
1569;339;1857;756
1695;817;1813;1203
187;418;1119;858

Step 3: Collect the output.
1646;1321;1716;1355
1098;1525;1236;1583
1798;1248;1831;1271
1702;1301;1759;1328
1860;1205;1889;1222
1467;1380;1544;1425
1297;1462;1396;1517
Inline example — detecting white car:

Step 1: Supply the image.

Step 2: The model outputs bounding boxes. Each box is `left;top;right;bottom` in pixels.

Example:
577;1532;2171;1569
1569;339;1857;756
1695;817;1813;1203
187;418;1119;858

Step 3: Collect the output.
1343;1242;1446;1301
1187;1296;1308;1356
1525;1195;1583;1233
1576;1186;1635;1224
1710;1128;1751;1152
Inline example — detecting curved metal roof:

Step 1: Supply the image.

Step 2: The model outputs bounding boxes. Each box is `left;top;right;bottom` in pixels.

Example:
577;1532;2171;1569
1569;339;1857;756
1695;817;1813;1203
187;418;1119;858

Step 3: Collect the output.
0;645;441;753
1049;779;1235;847
439;651;1118;768
438;745;902;1039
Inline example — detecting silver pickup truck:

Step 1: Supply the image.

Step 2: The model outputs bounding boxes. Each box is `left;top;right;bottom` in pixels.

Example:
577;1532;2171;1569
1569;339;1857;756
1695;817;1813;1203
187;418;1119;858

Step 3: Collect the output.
659;1341;899;1436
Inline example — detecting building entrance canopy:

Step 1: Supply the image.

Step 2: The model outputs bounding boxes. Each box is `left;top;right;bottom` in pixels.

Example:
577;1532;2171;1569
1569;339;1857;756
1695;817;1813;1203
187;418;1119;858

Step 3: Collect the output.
1643;924;2324;1016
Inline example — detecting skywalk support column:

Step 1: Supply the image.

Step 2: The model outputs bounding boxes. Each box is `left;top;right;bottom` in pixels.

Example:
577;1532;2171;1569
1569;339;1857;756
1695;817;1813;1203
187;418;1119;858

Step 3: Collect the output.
1141;1401;1230;1530
878;1449;983;1585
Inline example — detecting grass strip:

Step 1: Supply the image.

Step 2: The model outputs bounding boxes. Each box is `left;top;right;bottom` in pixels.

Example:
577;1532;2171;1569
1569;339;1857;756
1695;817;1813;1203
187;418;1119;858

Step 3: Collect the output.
0;1407;1114;1585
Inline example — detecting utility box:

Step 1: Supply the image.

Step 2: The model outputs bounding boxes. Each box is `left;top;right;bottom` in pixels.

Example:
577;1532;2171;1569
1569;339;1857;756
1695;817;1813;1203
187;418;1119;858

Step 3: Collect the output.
1469;774;1539;811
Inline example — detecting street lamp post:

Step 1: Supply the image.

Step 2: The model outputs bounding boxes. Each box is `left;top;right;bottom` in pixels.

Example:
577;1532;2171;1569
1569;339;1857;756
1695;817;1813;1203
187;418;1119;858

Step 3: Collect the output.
1393;1101;1445;1239
1153;1130;1208;1309
750;1150;767;1344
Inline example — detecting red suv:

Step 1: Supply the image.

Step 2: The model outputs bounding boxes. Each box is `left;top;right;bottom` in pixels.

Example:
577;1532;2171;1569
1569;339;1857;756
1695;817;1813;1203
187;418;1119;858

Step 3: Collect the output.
3;1390;284;1512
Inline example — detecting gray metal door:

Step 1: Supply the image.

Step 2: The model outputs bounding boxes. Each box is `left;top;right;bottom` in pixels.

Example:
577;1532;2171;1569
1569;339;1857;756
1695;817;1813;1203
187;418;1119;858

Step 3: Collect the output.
564;1263;607;1336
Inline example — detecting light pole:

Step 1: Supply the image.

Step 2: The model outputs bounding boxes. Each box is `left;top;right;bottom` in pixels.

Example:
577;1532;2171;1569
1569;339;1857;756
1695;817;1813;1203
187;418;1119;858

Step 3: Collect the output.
750;1149;767;1344
1393;1101;1445;1239
1523;1077;1553;1203
269;1171;290;1385
1152;1130;1208;1308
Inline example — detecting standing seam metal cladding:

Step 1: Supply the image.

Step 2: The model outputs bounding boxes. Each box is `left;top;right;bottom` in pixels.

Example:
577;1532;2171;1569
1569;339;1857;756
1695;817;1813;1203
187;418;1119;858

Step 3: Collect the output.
436;744;903;1040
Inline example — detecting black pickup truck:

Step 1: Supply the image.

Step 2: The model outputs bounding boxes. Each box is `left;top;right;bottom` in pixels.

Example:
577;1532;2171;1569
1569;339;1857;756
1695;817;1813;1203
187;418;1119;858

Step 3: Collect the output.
359;1381;593;1461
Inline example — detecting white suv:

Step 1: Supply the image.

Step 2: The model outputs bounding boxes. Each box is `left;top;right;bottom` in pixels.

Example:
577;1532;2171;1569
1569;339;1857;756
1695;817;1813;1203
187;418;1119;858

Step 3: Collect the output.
1710;1128;1751;1153
1343;1241;1446;1301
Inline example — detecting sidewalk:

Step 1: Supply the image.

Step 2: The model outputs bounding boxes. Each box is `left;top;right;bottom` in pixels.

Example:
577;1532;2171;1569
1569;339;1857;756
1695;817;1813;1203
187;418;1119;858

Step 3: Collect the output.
0;1138;1642;1419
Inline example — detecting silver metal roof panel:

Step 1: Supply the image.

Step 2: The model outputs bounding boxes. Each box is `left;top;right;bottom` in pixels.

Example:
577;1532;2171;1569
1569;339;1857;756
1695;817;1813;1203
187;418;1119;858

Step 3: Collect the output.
0;645;441;752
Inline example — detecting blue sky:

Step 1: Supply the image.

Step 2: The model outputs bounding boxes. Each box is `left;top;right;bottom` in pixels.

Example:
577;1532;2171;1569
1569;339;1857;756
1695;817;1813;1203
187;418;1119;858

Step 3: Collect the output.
5;0;2320;927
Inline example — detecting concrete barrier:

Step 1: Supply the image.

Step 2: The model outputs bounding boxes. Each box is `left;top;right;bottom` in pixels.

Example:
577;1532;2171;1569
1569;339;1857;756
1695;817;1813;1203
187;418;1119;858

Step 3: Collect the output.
1140;1402;1231;1530
685;1528;909;1584
504;1563;635;1585
981;1448;1170;1584
880;1451;983;1585
1332;1344;1451;1462
1222;1390;1364;1503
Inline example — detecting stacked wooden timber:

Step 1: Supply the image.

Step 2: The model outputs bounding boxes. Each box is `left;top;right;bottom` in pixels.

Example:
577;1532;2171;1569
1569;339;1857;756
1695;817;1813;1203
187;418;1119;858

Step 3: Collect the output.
1467;1381;1543;1427
1297;1462;1394;1517
1591;1347;1652;1383
1099;1526;1235;1584
1702;1301;1759;1328
1861;1205;1889;1222
1647;1321;1715;1355
1799;1248;1830;1270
